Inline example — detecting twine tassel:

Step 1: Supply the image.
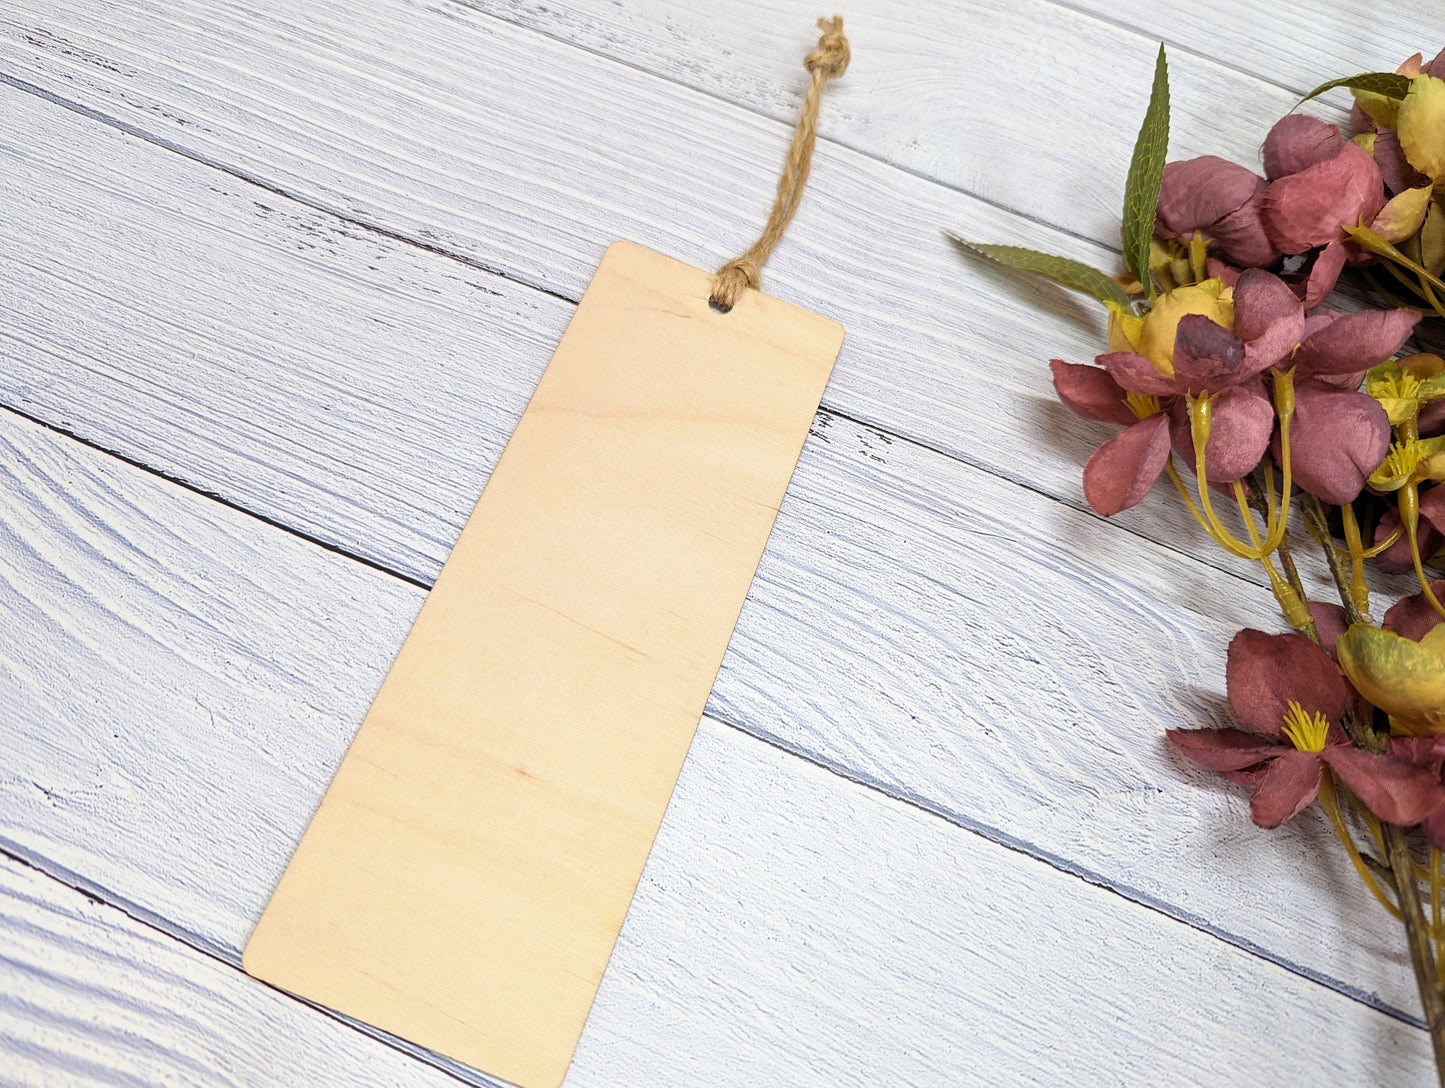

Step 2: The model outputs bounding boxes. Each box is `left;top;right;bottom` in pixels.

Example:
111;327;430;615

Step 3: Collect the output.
710;16;850;312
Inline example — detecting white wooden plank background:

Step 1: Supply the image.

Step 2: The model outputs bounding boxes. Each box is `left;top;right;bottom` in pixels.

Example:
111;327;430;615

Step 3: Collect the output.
1;1;1441;1084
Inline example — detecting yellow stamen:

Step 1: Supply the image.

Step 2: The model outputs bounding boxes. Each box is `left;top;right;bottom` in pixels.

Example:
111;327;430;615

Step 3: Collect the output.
1124;392;1161;420
1281;700;1330;752
1368;370;1425;402
1381;439;1425;483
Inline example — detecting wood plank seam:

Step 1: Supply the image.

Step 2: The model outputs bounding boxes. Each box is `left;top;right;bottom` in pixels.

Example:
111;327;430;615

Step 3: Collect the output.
0;845;501;1087
453;0;1126;260
0;392;1402;1042
0;2;1421;1034
0;67;1292;601
0;398;1411;1043
1039;0;1356;98
0;8;1350;596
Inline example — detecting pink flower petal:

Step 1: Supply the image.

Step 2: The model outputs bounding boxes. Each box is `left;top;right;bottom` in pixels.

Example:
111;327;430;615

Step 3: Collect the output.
1293;307;1422;375
1264;141;1385;254
1232;268;1305;369
1166;726;1280;772
1168;383;1274;483
1422;483;1445;535
1169;314;1250;393
1326;746;1445;825
1426;46;1445;81
1082;414;1172;516
1226;628;1352;736
1098;351;1176;396
1421;397;1445;436
1050;359;1137;425
1274;381;1391;505
1250;749;1324;827
1205;258;1242;287
1156;156;1264;238
1373;129;1430;196
1292;240;1349;308
1209;181;1283;268
1425;807;1445;850
1374;508;1442;574
1391;735;1445;774
1309;601;1348;659
1263;114;1344;181
1383;579;1445;642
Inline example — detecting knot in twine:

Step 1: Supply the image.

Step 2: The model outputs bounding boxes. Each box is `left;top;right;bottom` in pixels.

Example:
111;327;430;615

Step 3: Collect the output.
711;15;850;313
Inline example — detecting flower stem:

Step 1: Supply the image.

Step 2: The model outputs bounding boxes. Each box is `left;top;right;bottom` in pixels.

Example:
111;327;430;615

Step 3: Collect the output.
1245;479;1318;642
1340;502;1371;619
1384;820;1445;1083
1302;493;1368;627
1321;774;1401;919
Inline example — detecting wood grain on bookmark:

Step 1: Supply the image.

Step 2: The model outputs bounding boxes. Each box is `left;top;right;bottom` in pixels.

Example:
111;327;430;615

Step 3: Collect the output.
243;241;844;1088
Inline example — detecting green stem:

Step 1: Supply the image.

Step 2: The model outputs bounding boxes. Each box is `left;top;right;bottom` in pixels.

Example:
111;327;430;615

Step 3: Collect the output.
1384;821;1445;1085
1301;493;1368;627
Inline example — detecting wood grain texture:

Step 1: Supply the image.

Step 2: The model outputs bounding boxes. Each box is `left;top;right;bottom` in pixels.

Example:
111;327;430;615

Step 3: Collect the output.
0;414;1432;1084
0;0;1343;589
245;243;842;1088
1065;1;1440;98
0;57;1431;1016
0;303;1430;1037
2;1;1441;1081
0;855;472;1088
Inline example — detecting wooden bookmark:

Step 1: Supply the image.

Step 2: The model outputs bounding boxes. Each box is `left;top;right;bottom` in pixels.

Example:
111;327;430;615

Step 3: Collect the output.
245;19;849;1088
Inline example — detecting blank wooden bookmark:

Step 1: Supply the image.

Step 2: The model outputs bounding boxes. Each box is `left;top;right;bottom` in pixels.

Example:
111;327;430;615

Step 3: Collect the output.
243;241;843;1087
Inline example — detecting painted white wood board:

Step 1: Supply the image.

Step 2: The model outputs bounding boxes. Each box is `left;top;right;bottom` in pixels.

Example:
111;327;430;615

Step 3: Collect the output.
1065;1;1441;98
0;60;1426;1009
0;0;1349;590
0;411;1432;1084
0;855;474;1088
2;2;1433;1080
0;293;1428;1041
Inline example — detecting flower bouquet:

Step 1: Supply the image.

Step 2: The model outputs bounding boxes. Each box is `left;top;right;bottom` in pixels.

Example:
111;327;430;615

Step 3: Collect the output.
958;45;1445;1078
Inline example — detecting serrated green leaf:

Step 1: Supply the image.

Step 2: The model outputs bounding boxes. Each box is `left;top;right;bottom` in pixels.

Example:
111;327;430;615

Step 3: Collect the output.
1297;72;1411;107
1122;46;1170;302
948;235;1134;309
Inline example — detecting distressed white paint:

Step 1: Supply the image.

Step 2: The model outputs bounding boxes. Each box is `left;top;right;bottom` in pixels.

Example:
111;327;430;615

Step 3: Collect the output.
0;0;1440;1083
0;317;1427;1038
0;442;1432;1084
0;0;1366;589
0;856;475;1088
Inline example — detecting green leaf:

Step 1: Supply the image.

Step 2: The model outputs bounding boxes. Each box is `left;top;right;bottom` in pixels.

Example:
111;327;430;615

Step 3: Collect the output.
948;236;1133;309
1122;45;1170;302
1297;71;1411;107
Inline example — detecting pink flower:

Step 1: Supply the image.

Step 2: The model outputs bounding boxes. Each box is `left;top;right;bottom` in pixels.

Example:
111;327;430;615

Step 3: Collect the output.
1168;630;1445;828
1270;303;1419;504
1050;359;1171;516
1264;141;1384;253
1098;271;1308;489
1156;157;1281;269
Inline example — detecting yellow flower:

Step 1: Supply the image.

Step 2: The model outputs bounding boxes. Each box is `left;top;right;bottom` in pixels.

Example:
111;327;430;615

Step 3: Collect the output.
1399;73;1445;181
1367;434;1445;491
1337;623;1445;735
1367;353;1445;425
1127;280;1235;377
